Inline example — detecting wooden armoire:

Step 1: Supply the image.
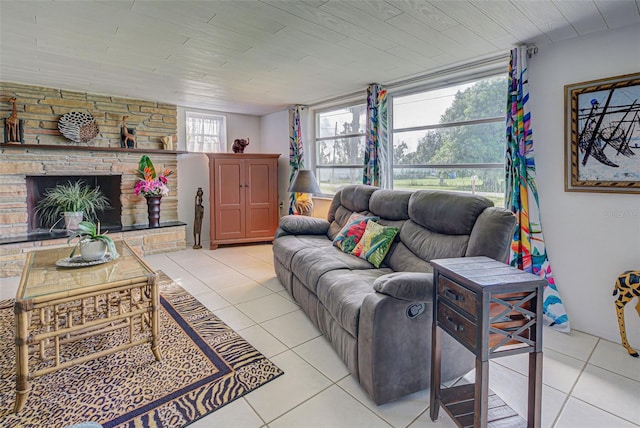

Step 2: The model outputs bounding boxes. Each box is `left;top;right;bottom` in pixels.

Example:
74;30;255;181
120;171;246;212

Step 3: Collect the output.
207;153;280;250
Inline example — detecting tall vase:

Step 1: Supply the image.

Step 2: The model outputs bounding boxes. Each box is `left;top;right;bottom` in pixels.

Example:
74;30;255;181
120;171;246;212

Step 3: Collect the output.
145;195;162;228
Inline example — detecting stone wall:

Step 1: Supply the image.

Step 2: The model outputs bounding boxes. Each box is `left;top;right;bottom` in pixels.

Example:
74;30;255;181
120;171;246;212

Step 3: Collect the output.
1;82;176;149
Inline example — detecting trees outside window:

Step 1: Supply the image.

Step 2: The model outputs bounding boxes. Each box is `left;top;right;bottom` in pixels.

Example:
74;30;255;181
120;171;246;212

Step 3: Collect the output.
392;76;507;206
315;104;366;194
310;75;507;204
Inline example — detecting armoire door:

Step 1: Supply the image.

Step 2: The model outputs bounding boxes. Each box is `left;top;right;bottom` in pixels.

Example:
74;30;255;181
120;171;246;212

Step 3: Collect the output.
214;159;245;240
244;158;277;238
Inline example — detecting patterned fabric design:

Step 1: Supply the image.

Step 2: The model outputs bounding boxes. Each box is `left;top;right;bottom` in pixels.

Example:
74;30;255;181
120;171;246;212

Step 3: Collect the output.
352;221;399;268
289;105;304;214
363;84;388;187
333;213;378;254
0;273;283;427
505;47;569;332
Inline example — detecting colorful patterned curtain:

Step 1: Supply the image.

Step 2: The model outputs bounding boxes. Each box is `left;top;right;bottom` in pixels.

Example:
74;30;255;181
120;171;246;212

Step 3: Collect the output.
289;105;304;214
505;47;570;332
363;84;388;187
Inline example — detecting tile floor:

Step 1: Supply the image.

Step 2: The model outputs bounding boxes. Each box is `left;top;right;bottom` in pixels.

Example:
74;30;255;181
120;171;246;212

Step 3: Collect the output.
2;244;639;427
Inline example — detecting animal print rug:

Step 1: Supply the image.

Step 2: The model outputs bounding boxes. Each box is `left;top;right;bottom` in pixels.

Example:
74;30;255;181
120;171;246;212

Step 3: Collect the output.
0;272;283;427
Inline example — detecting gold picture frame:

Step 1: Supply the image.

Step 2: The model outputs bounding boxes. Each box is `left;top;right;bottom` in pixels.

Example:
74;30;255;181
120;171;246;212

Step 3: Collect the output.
564;72;640;193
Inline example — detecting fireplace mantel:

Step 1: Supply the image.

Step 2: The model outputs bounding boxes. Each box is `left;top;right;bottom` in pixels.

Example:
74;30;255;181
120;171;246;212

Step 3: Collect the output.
1;143;187;155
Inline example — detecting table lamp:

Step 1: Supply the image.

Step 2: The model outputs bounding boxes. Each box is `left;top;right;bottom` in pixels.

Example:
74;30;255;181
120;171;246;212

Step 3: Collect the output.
288;170;321;216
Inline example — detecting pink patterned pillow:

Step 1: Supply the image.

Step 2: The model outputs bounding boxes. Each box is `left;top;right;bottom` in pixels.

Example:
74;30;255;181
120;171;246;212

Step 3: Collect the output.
333;213;378;254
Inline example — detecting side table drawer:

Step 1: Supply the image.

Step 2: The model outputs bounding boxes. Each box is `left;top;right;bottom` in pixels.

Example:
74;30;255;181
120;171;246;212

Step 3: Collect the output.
437;275;477;317
438;303;477;350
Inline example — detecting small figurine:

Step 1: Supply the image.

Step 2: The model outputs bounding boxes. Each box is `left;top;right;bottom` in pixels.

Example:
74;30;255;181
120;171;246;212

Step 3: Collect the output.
193;187;204;249
4;97;23;144
160;135;173;150
613;270;640;357
121;116;137;148
232;137;250;153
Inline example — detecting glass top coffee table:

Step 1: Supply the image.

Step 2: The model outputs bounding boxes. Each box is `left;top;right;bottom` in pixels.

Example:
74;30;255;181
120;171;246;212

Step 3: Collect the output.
13;240;162;413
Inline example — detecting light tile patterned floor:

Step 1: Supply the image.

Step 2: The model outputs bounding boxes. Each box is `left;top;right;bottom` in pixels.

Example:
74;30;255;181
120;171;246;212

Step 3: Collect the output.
2;244;639;427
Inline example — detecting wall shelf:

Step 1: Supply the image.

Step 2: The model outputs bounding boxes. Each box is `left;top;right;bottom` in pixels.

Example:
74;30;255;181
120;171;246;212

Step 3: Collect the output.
1;143;187;155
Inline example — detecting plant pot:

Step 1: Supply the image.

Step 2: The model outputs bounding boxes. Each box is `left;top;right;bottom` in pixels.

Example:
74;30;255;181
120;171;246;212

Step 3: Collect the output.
64;211;84;230
80;240;107;261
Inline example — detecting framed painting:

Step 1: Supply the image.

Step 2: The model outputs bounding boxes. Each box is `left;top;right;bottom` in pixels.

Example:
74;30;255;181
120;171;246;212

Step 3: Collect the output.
565;73;640;193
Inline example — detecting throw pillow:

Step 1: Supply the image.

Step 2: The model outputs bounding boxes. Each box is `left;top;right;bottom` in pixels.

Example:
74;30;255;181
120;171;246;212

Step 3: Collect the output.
352;221;399;268
333;213;378;254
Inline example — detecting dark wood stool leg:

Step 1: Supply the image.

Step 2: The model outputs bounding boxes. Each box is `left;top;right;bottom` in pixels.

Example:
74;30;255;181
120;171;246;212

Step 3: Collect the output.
430;326;442;420
527;351;543;428
474;359;489;427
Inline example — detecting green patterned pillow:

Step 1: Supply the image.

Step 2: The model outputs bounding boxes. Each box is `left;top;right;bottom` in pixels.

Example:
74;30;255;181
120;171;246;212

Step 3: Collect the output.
333;213;378;254
352;221;399;268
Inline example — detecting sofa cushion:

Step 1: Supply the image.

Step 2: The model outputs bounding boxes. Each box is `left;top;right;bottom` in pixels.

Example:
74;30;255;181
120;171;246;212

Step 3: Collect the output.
352;221;400;268
465;207;516;262
316;268;392;337
369;189;411;220
272;235;334;270
385;220;470;272
409;190;492;235
290;246;374;294
333;213;378;253
384;242;433;273
339;185;378;213
327;185;377;240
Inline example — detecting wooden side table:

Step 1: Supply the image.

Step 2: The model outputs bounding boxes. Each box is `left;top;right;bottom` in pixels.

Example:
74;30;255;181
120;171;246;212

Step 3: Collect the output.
429;257;545;428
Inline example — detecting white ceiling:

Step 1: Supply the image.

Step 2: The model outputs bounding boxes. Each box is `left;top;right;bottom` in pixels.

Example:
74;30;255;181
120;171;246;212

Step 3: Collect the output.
1;0;639;116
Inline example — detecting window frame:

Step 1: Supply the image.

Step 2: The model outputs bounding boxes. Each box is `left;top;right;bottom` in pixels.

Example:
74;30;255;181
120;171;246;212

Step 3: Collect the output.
185;110;227;153
312;101;368;196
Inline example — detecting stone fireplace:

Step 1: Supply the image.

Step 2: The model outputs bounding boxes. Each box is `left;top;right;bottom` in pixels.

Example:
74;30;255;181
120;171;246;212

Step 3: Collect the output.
0;145;186;277
0;81;186;278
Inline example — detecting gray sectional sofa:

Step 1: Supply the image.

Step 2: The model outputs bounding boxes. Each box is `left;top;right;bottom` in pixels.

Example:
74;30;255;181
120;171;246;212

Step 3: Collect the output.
272;185;516;404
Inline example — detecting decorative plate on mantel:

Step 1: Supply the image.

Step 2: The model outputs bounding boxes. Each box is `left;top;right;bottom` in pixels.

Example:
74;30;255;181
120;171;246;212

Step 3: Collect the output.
58;111;99;143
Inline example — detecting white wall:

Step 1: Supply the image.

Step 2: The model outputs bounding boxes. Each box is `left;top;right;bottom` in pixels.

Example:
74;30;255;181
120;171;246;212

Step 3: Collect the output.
529;24;640;346
260;109;291;217
176;107;261;248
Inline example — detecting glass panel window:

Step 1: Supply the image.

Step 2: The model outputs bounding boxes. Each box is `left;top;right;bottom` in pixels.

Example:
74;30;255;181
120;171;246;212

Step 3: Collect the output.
392;167;505;207
186;111;227;153
392;75;507;206
315;104;366;194
316;168;364;195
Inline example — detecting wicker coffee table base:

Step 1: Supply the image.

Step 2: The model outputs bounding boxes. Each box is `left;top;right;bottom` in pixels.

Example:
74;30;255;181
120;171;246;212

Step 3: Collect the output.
14;243;161;414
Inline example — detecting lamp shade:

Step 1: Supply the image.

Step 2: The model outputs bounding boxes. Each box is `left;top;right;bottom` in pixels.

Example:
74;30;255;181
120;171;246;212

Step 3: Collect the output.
288;170;321;194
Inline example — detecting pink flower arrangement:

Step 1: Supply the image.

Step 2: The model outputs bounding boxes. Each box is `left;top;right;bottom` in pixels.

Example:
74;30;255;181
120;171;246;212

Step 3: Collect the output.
134;155;173;197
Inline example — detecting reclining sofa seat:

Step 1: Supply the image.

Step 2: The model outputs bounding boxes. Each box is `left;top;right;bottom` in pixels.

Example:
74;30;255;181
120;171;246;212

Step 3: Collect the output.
272;185;516;405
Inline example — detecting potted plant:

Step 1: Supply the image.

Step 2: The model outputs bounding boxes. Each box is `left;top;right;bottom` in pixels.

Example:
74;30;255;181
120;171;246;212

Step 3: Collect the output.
67;221;118;261
35;180;111;230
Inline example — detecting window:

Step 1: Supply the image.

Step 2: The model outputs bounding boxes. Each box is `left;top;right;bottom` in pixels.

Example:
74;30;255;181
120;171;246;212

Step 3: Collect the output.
186;111;227;153
314;103;366;194
391;75;507;206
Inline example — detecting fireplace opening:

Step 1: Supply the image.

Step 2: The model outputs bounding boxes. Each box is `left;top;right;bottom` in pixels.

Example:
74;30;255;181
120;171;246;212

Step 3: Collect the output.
27;175;122;231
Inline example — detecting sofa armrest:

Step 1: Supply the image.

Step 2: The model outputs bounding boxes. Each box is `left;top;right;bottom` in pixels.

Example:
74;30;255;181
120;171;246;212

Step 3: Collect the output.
358;289;474;404
373;272;433;301
277;215;330;237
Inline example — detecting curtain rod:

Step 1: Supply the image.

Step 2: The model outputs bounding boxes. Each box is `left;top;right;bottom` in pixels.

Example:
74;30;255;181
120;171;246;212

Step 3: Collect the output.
307;51;510;108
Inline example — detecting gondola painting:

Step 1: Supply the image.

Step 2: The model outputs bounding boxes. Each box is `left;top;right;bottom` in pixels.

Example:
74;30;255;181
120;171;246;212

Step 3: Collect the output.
565;73;640;193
